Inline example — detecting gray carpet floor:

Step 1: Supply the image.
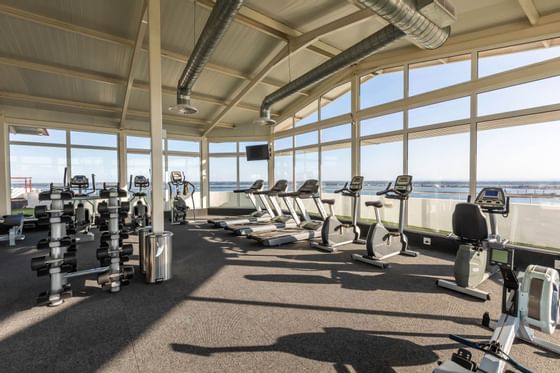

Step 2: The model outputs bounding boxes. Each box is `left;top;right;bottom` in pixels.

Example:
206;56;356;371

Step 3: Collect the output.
0;217;558;373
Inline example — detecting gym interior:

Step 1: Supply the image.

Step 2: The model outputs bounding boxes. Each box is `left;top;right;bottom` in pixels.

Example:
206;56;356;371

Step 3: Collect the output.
0;1;559;372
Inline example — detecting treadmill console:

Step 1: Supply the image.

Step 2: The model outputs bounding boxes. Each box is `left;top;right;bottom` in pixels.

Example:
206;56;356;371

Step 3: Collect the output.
394;175;413;195
298;179;319;194
134;175;150;187
70;175;89;188
250;179;264;191
270;179;288;193
349;176;364;192
474;187;507;213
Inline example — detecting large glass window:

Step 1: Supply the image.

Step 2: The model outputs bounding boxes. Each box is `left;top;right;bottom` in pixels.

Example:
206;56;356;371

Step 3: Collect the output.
127;153;151;181
408;97;470;128
71;131;117;147
407;127;470;233
127;136;150;149
295;148;318;189
9;128;66;144
477;76;560;117
209;156;238;208
360;112;403;137
360;136;403;224
409;55;470;96
167;139;199;153
274;137;293;151
71;148;118;184
478;38;560;78
477;115;560;251
209;142;237;153
320;83;351;120
167;155;201;190
321;123;351;143
321;143;352;218
239;158;268;189
360;67;404;109
295;100;319;127
274;151;293;191
295;131;318;147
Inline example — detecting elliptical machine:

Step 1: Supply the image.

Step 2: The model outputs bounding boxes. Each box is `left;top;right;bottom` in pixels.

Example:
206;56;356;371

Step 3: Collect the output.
128;174;151;230
436;188;509;301
352;175;418;269
68;174;96;242
168;171;196;225
435;246;560;373
311;176;365;252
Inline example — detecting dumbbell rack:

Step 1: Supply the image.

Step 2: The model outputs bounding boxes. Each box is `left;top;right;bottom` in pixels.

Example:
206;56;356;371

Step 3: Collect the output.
95;185;134;293
31;187;77;307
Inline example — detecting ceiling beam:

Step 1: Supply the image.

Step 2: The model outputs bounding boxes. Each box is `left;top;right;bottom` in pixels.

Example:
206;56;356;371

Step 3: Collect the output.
518;0;540;25
120;1;148;128
0;3;308;96
0;91;235;129
195;0;341;59
0;55;273;114
203;8;378;136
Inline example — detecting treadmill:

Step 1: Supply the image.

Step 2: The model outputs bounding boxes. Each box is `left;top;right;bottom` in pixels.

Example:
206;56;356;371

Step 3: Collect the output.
227;179;298;236
208;179;274;228
247;179;328;247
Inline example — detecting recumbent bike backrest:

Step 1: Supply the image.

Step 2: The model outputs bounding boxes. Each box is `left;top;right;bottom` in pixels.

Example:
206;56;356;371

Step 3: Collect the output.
452;203;488;243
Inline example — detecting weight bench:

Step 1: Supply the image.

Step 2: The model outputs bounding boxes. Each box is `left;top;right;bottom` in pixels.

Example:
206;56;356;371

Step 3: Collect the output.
0;214;25;246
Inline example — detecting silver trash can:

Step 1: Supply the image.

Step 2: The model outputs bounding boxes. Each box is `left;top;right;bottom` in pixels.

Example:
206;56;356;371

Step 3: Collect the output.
138;226;152;274
145;231;173;283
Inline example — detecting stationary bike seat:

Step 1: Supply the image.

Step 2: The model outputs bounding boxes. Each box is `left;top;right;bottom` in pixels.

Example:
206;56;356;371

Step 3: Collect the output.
365;201;383;208
321;199;335;205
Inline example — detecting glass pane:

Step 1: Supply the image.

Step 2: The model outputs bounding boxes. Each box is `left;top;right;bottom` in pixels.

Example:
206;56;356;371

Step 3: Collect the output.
295;100;318;127
71;148;118;186
295;149;318;189
477;117;560;251
127;153;151;182
321;123;351;143
360;68;404;109
295;131;318;148
321;146;352;218
71;131;117;147
209;142;237;153
9;127;66;144
10;145;67;208
360;112;403;137
127;136;150;149
275;153;293;191
167;155;201;191
167;139;199;153
409;56;471;96
477;76;560;117
408;130;470;233
360;138;403;224
209;156;238;208
240;158;268;190
479;38;560;78
321;83;351;120
274;137;292;151
409;97;470;128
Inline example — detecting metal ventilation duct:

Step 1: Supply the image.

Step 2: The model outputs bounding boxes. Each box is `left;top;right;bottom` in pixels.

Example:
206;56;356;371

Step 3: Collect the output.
256;0;454;125
169;0;244;115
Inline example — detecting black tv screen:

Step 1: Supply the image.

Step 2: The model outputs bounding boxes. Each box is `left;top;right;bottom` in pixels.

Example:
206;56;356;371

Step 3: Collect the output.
246;144;270;161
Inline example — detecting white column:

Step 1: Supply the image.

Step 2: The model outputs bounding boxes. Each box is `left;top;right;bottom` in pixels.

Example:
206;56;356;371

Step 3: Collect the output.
469;51;478;197
200;137;209;208
267;128;275;187
0;113;11;215
350;74;360;178
148;0;164;233
118;131;127;188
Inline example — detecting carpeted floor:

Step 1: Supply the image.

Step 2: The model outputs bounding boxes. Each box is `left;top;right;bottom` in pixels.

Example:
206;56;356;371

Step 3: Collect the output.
0;217;558;372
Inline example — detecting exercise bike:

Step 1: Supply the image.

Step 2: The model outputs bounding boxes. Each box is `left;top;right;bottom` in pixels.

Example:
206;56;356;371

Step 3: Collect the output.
168;171;196;225
310;176;364;252
435;246;560;373
128;174;151;230
352;175;418;269
436;188;509;301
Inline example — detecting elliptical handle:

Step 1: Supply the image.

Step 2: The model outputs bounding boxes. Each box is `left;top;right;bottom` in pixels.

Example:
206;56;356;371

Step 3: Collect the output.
90;174;96;193
466;194;471;203
503;196;510;217
334;182;348;194
376;182;392;196
128;174;133;191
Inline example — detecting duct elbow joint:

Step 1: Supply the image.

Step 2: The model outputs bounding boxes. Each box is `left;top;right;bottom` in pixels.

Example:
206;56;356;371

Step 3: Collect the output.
168;93;198;115
255;107;276;126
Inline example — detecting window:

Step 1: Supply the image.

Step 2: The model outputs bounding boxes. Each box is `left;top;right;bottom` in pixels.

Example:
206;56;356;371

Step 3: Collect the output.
360;112;403;137
409;55;470;96
409;97;470;128
167;139;199;153
295;131;318;147
477;114;560;251
127;136;150;149
71;131;117;147
274;137;292;151
209;142;237;153
360;136;403;224
240;158;268;189
320;82;351;120
209;156;238;207
71;148;118;184
321;123;351;143
295;100;318;127
127;153;151;181
360;67;404;109
274;151;293;192
9;127;66;144
295;148;318;189
167;155;201;190
478;38;560;78
407;127;470;233
477;76;560;117
321;143;352;218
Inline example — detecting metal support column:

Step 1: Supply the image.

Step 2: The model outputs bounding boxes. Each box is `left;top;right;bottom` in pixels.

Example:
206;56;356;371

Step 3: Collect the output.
118;131;127;188
200;137;209;208
148;0;164;234
0;113;11;215
469;51;478;197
